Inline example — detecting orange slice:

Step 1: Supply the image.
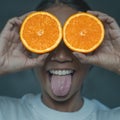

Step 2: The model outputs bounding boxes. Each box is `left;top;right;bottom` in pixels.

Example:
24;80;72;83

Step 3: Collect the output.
63;12;104;53
20;11;62;54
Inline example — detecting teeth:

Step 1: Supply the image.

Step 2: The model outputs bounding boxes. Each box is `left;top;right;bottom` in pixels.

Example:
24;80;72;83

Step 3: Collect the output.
49;70;74;76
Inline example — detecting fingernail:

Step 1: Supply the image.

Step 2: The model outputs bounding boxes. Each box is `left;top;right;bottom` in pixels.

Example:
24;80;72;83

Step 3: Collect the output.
87;10;92;13
43;53;49;59
73;52;79;57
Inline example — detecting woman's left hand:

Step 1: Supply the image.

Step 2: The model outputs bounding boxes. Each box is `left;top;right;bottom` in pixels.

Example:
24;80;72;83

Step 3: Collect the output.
73;11;120;74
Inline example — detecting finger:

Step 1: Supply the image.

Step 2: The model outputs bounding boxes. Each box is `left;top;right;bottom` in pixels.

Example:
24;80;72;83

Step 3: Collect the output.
1;11;35;32
2;17;22;32
0;17;22;47
2;11;35;32
19;11;35;21
73;52;86;63
109;29;120;40
87;10;107;17
16;41;26;51
99;16;119;30
73;52;97;65
87;11;120;29
87;10;112;19
26;53;49;68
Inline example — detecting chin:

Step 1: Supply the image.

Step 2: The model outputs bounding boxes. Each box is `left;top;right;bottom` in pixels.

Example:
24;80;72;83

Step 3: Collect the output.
50;91;72;102
46;87;81;103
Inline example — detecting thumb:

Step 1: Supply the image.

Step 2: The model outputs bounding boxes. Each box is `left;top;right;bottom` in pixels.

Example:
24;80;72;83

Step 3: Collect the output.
73;52;97;65
26;53;49;68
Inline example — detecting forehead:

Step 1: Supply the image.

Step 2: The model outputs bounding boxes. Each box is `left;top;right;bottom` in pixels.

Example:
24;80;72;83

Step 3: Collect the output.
45;4;78;25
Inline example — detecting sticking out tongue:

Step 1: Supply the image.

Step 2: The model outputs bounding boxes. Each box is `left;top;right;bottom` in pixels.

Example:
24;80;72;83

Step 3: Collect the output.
51;75;72;96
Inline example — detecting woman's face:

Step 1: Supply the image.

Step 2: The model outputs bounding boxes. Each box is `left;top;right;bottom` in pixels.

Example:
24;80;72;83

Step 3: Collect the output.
35;4;90;102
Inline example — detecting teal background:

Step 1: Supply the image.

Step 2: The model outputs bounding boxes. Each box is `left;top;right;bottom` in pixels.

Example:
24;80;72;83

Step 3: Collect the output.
0;0;120;108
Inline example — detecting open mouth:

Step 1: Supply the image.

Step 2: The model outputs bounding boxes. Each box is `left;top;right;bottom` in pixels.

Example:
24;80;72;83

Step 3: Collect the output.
48;69;75;97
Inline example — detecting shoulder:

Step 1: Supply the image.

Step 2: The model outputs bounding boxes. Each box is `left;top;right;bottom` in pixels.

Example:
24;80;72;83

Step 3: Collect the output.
83;97;109;111
85;98;120;119
0;93;38;104
0;95;22;109
97;106;120;120
0;93;38;119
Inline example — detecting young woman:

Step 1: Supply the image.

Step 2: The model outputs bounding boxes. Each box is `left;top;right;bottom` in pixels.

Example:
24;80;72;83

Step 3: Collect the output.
0;0;120;119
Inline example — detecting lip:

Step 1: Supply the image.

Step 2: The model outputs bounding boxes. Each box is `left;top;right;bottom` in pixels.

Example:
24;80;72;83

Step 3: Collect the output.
46;62;76;72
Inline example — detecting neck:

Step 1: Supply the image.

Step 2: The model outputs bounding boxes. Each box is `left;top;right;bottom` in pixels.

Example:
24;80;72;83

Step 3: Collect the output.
41;92;83;112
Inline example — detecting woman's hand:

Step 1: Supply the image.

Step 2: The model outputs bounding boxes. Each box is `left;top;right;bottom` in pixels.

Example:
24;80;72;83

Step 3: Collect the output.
0;13;48;75
73;11;120;74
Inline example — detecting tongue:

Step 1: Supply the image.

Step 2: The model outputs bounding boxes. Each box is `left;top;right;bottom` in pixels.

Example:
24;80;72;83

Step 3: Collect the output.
51;75;72;96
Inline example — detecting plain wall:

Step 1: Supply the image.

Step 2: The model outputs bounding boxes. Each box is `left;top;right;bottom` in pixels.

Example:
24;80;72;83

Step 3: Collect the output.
0;0;120;108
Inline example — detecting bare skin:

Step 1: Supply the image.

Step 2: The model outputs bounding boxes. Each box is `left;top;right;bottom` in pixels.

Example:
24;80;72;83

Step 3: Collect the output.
73;11;120;74
0;4;120;112
0;13;49;74
0;9;119;75
34;5;90;112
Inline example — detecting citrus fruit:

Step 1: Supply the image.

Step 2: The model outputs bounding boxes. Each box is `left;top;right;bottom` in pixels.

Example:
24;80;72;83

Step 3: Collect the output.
20;11;62;54
63;12;105;53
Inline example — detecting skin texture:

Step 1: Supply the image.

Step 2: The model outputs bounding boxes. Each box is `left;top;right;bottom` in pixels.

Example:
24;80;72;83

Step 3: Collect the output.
35;4;90;112
73;11;120;74
0;3;120;112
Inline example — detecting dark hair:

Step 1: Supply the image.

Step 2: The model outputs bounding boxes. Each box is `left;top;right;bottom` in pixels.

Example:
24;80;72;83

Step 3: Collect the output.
36;0;91;11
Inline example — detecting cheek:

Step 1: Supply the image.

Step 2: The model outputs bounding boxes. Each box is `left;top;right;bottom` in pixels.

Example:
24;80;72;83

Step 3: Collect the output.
79;66;90;81
34;67;44;82
75;54;91;72
74;64;90;84
35;67;48;85
71;68;88;93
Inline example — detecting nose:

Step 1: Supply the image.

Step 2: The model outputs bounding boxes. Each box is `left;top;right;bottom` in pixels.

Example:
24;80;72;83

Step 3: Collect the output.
50;42;73;63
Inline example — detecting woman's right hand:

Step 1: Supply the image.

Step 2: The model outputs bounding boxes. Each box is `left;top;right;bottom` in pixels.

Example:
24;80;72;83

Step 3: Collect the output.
0;14;48;75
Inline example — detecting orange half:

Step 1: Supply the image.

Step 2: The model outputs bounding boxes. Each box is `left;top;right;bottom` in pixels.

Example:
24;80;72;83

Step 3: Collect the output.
20;11;62;54
63;12;105;53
